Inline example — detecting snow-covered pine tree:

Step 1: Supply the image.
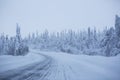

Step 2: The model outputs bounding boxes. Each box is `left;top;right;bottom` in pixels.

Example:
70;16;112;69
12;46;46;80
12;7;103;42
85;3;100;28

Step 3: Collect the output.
0;34;5;55
86;27;91;49
100;15;120;56
115;15;120;49
14;23;21;55
115;15;120;38
104;28;115;56
14;23;29;55
8;37;16;55
3;35;9;55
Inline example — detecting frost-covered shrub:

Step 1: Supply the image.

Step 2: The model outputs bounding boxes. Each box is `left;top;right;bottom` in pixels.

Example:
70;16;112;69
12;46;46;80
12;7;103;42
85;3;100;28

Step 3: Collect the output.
110;48;120;56
83;49;102;56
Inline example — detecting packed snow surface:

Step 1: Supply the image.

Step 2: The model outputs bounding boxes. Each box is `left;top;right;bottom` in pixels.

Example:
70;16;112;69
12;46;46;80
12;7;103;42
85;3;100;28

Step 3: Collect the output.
0;51;45;73
0;49;120;80
37;50;120;80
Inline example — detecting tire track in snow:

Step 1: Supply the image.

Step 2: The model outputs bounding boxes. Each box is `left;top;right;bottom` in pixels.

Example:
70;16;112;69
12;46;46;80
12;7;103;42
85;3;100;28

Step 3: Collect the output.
0;50;112;80
0;52;53;80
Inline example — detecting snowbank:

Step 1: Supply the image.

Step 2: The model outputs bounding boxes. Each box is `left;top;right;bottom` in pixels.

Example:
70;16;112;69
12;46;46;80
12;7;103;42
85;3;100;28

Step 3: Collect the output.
0;52;45;73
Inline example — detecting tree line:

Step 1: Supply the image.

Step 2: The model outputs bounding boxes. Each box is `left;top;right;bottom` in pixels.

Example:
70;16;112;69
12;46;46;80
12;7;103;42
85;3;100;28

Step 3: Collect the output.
0;24;29;56
0;15;120;56
27;15;120;56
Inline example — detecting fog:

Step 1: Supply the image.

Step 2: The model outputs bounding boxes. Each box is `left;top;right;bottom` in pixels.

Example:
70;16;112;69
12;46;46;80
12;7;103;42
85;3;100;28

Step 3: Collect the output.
0;0;120;37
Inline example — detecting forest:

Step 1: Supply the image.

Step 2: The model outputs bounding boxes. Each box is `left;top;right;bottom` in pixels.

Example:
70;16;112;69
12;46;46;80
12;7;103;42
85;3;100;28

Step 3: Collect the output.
0;15;120;56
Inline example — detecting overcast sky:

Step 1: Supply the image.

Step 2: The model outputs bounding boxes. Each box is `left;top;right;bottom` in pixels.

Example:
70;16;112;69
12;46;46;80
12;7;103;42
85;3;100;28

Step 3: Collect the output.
0;0;120;37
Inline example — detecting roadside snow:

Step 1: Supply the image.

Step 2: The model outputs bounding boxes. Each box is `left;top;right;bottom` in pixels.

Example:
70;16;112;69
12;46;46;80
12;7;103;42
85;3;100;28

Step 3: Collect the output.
0;52;45;73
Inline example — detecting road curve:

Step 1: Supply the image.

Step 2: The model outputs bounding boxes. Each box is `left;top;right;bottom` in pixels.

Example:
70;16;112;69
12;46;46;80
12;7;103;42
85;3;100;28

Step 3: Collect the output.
0;51;53;80
0;50;120;80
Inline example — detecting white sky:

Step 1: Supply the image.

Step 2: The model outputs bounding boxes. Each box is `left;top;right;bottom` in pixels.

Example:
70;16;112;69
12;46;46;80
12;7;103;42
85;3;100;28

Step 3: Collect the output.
0;0;120;37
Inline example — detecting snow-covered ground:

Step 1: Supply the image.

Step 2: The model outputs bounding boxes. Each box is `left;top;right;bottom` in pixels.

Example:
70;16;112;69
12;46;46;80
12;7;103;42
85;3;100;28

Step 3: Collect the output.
0;51;45;73
0;49;120;80
37;50;120;80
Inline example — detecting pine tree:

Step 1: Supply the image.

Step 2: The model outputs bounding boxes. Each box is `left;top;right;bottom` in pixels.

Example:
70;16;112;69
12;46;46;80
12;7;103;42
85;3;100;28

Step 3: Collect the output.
0;34;5;55
15;23;21;55
4;35;9;55
8;37;16;55
104;28;114;56
115;15;120;37
86;27;91;49
115;15;120;49
14;23;29;55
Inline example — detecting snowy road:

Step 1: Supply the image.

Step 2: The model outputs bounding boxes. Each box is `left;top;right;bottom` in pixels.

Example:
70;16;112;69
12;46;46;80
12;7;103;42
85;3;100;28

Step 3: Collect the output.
0;49;120;80
0;52;53;80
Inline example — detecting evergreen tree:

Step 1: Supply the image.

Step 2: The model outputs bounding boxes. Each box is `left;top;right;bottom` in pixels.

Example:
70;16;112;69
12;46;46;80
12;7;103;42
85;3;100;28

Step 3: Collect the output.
15;23;21;55
115;15;120;37
0;34;5;55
